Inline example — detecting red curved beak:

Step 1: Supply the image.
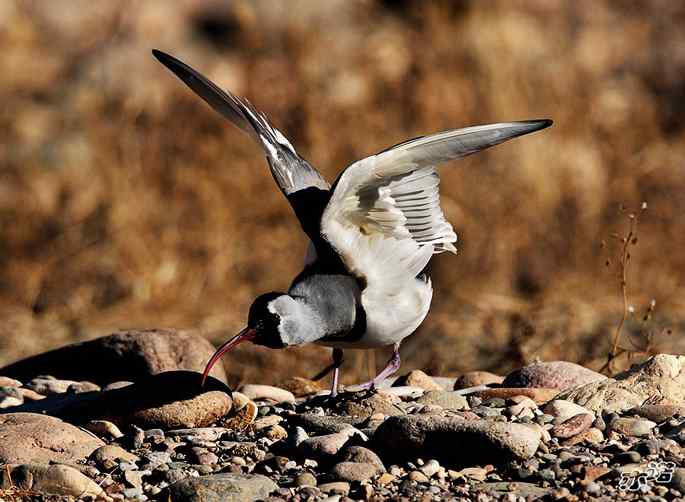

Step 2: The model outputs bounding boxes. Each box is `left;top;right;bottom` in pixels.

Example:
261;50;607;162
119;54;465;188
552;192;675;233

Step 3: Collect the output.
202;327;256;386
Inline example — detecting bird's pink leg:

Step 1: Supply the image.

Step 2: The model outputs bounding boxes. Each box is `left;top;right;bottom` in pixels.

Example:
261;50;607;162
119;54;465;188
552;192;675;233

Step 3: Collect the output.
356;343;401;390
329;348;344;398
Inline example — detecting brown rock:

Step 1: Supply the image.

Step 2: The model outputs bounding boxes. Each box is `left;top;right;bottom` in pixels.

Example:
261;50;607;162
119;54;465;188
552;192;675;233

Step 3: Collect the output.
454;371;504;390
338;446;385;472
562;427;604;446
394;370;442;391
264;424;288;441
319;481;351;495
629;404;685;422
83;420;123;439
0;376;22;387
0;329;227;384
551;413;593;439
473;387;559;404
224;397;257;431
374;415;540;464
279;377;321;397
338;391;404;418
558;354;685;413
89;445;139;470
18;388;44;401
122;390;231;429
166;473;277;502
239;384;294;403
331;462;380;482
503;361;606;390
0;413;104;464
378;472;395;485
0;464;108;500
583;466;612;483
253;415;282;431
417;390;468;410
299;429;364;460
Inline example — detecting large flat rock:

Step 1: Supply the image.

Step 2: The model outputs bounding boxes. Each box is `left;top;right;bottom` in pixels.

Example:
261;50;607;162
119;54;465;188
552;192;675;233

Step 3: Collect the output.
0;329;227;384
558;354;685;413
166;473;277;502
0;413;104;464
374;415;540;466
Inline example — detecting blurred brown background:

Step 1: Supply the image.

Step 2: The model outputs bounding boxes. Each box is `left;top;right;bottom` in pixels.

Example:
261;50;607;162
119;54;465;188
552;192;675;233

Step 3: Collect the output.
1;0;684;386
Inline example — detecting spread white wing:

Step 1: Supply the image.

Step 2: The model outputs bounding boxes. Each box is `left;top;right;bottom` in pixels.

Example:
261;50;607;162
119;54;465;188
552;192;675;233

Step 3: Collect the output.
321;120;552;292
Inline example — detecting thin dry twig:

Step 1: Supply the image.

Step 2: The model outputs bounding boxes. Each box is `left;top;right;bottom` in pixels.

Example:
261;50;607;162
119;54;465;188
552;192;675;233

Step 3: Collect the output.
601;202;647;375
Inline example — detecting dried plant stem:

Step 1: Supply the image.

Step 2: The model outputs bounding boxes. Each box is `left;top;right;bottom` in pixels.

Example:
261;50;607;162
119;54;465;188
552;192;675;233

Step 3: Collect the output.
603;205;644;375
610;222;634;358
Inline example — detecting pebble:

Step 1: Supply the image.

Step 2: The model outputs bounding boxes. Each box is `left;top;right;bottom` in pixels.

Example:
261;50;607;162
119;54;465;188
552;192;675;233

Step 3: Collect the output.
264;424;288;441
298;428;365;460
474;387;560;404
224;397;258;431
167;427;228;442
339;391;404;417
379;386;425;398
319;481;351;495
295;472;317;487
562;427;604;446
68;381;101;393
253;415;282;430
420;459;441;478
84;419;124;439
454;371;504;390
279;377;322;397
0;395;23;408
239;384;295;403
416;390;468;410
551;413;594;438
339;445;385;471
543;399;595;423
632;404;685;422
331;461;381;482
90;445;139;470
503;361;606;390
394;370;443;390
0;376;22;387
25;376;79;395
378;472;395;485
671;468;685;494
104;381;134;391
408;470;430;483
609;417;657;437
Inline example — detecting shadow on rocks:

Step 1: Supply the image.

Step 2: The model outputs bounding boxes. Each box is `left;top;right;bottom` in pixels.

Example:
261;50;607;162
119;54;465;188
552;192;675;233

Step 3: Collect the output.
0;371;231;427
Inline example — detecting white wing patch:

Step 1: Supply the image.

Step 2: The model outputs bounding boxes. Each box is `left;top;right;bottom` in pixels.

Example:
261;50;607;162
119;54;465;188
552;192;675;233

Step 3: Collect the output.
369;167;457;253
323;157;448;293
321;121;553;291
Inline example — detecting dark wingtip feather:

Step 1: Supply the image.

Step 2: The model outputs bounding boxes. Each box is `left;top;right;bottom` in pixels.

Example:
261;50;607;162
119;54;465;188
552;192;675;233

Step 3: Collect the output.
524;119;553;131
151;49;194;83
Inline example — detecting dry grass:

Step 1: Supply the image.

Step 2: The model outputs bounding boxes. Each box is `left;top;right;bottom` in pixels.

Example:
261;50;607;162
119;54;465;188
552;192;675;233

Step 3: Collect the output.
1;0;684;386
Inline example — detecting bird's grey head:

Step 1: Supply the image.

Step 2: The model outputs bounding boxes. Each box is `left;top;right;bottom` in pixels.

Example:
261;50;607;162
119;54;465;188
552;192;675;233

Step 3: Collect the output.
247;291;297;349
201;291;319;386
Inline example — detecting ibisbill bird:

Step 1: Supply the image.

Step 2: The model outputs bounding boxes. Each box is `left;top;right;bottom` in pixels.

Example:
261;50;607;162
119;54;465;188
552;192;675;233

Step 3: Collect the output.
152;49;552;397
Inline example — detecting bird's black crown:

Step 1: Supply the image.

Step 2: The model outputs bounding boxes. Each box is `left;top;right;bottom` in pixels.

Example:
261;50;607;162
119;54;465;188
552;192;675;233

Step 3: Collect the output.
247;292;286;348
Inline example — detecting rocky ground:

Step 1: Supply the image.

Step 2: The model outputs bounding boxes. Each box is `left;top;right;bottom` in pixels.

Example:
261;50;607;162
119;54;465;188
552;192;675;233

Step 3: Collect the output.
0;330;683;501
